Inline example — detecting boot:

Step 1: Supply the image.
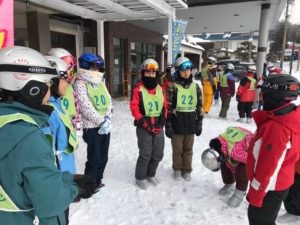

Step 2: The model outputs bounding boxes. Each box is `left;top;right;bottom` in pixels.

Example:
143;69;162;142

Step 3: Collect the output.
218;184;234;196
246;118;252;124
182;172;191;181
147;177;159;186
277;213;300;223
173;170;181;180
136;179;149;190
228;189;245;208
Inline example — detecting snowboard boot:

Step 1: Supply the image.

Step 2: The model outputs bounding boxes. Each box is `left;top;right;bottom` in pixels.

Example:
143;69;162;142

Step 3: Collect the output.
277;213;300;223
182;172;191;181
246;118;252;124
228;189;245;208
147;177;160;186
236;118;245;123
136;179;149;190
218;184;234;196
173;170;181;180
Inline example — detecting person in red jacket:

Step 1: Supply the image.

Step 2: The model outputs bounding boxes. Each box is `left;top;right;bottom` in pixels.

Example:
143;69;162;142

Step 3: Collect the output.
267;62;282;75
247;74;300;225
236;65;257;123
130;59;168;190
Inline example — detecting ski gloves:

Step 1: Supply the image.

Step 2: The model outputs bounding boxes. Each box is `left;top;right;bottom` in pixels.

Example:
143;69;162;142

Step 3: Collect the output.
138;117;160;134
195;119;202;136
73;174;98;200
98;117;112;135
209;138;227;163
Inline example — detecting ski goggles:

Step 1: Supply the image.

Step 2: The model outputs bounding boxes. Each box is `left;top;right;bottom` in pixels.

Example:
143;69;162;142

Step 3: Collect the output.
59;68;76;83
143;63;159;72
179;61;193;71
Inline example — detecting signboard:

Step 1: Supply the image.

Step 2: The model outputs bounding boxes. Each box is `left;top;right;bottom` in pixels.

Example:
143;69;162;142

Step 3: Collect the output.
172;19;187;64
0;0;14;48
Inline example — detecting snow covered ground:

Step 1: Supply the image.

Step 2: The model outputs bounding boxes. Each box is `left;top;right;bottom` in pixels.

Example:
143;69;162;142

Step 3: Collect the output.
69;64;300;225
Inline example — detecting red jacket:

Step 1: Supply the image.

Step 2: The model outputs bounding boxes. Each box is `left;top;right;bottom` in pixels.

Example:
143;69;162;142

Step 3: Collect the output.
237;72;257;102
246;103;300;207
130;81;168;132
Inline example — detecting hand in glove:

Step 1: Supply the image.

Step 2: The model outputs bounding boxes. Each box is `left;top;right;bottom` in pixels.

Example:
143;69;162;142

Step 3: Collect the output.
138;117;160;134
98;117;112;135
73;174;98;199
165;121;174;138
236;95;241;102
195;119;202;136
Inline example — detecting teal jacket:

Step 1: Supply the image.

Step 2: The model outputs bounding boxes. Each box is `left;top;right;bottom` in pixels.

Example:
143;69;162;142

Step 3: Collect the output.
0;101;79;225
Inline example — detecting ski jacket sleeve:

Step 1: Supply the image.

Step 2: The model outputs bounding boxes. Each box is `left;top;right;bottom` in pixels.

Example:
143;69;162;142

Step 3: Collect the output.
129;84;143;121
195;83;204;120
227;73;235;96
246;121;291;207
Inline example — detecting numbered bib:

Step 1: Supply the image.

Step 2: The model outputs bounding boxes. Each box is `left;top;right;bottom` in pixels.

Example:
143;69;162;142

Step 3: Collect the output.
175;82;197;112
87;83;110;116
141;86;164;117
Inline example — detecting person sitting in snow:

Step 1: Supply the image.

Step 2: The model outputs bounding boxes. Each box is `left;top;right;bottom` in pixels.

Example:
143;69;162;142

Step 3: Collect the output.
130;59;168;190
247;74;300;225
203;126;253;208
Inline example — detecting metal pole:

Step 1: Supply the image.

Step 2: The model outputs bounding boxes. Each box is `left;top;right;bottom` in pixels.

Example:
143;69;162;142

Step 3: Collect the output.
280;0;290;69
289;31;296;74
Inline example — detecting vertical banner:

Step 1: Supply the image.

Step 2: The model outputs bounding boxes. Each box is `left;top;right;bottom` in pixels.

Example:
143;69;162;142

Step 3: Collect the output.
172;18;187;64
0;0;14;48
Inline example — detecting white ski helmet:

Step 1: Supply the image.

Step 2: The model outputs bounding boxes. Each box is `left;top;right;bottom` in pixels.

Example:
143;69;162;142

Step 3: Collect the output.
141;59;159;72
248;65;256;72
226;63;235;71
48;48;77;68
0;46;58;92
175;57;193;70
266;62;274;69
45;55;68;79
201;148;221;172
207;56;217;64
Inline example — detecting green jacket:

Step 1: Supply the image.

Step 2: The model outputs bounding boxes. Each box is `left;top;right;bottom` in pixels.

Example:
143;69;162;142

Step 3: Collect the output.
0;101;79;225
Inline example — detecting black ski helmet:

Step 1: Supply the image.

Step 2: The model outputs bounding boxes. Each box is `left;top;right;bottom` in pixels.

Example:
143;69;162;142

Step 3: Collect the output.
260;74;300;110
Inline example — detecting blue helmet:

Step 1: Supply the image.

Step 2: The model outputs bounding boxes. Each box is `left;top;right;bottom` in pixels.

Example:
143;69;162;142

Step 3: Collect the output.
78;53;104;70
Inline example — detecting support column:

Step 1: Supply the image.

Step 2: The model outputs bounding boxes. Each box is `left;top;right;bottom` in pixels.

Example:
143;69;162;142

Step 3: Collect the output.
26;11;51;54
167;17;173;65
254;3;271;107
97;20;105;58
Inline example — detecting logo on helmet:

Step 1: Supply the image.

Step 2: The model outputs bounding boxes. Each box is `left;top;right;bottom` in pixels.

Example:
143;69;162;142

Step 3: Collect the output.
29;67;46;73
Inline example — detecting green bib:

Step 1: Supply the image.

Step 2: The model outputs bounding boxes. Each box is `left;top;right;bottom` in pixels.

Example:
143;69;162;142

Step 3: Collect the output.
248;76;256;90
61;85;77;118
175;82;197;112
219;73;228;87
220;127;247;166
141;86;164;117
50;104;78;153
87;83;110;116
0;114;38;212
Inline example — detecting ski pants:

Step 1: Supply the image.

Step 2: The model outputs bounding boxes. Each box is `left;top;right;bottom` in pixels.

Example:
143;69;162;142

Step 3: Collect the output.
219;95;231;118
237;101;253;118
82;127;110;183
202;81;214;113
284;173;300;215
221;162;248;191
135;127;164;180
248;189;289;225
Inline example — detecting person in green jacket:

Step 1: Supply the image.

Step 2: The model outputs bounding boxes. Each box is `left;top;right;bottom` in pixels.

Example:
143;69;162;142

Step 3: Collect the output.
0;46;97;225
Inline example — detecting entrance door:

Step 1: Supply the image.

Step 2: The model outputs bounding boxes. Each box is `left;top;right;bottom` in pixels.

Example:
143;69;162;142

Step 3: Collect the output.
113;38;126;97
50;31;76;57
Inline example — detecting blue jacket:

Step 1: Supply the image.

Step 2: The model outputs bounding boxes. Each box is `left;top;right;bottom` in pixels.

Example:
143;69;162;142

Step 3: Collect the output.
0;101;78;225
42;96;76;174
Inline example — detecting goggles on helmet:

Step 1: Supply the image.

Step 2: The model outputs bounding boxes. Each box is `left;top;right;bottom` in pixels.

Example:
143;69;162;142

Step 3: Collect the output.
143;63;159;72
61;55;77;69
179;61;193;71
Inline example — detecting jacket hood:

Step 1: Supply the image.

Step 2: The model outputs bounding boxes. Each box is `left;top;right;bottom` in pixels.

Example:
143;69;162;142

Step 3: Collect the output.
0;101;49;159
253;103;300;134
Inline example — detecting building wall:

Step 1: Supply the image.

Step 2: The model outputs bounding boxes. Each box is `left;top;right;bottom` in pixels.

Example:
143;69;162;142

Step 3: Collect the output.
104;21;163;98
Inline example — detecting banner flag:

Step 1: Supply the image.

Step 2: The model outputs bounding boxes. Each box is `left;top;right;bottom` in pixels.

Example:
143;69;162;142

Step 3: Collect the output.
172;19;187;64
0;0;14;48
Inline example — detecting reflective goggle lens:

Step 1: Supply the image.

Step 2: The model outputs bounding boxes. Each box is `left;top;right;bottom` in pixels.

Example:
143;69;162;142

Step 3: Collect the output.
67;68;76;82
179;61;193;70
145;63;158;72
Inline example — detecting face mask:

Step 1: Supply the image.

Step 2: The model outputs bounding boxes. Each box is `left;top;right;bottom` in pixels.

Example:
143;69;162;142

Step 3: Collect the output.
77;68;105;84
142;76;157;90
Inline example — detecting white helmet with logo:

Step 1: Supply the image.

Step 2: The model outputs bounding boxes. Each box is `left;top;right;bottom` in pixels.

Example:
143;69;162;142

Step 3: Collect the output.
0;46;58;92
248;65;256;72
201;148;221;172
226;63;234;71
45;55;68;78
141;58;159;72
207;56;217;64
48;48;72;59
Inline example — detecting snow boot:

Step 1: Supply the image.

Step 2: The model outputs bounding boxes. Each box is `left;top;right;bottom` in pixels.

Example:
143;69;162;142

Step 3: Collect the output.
173;170;181;180
228;189;245;208
136;179;149;190
182;172;191;181
246;118;252;124
218;184;234;196
147;177;159;186
277;213;300;223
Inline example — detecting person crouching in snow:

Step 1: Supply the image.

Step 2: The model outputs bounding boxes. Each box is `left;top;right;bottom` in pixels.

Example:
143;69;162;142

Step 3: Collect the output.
166;56;203;181
247;74;300;225
202;126;253;207
130;59;168;190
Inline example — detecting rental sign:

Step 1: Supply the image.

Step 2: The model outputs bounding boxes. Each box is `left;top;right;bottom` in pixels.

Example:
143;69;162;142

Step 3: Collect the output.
0;0;14;48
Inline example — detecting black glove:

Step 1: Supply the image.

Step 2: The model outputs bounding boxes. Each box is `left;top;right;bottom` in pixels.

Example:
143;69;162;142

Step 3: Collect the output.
73;174;98;199
236;95;240;102
195;119;202;136
209;138;222;151
165;121;174;138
